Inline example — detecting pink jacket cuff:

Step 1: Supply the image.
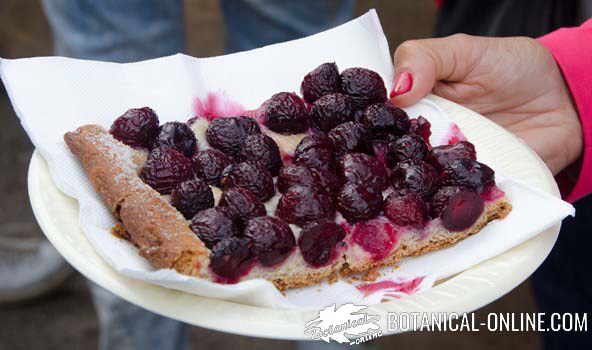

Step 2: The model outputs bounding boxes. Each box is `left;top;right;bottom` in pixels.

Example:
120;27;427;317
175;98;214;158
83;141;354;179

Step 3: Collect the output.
538;20;592;202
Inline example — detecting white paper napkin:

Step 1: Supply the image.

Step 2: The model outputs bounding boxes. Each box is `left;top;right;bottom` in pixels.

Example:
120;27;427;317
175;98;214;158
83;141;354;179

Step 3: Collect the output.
1;10;574;309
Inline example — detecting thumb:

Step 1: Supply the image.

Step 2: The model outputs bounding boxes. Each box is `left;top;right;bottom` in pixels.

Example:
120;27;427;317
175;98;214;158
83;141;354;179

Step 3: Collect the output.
390;34;482;107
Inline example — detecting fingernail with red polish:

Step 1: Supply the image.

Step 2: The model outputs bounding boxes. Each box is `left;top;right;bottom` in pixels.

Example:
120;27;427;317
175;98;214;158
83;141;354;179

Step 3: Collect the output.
390;72;413;98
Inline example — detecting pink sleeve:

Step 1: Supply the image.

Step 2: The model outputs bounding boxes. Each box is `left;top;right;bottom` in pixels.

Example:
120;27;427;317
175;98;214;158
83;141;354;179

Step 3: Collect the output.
538;20;592;203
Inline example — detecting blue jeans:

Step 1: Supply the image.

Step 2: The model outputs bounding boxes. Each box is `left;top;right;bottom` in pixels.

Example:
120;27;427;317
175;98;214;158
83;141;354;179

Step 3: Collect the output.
41;1;354;349
42;0;355;61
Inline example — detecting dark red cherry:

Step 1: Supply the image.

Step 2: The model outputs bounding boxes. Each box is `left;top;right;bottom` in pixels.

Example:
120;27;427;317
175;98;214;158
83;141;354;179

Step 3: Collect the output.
192;149;232;187
441;158;494;192
110;107;159;149
153;121;198;158
336;182;383;223
220;162;275;202
429;186;464;218
363;103;410;137
340;67;387;110
218;187;266;228
309;166;343;194
310;93;355;132
244;216;295;267
140;147;194;194
300;62;341;103
209;237;255;282
239;134;282;176
386;134;429;167
328;121;370;157
262;92;310;134
170;178;214;219
277;165;321;193
298;220;346;268
294;134;336;171
352;219;397;261
206;116;261;158
190;207;239;249
276;185;335;226
278;163;341;194
441;190;485;231
338;153;388;193
409;116;432;145
429;141;477;170
390;160;438;198
384;192;428;228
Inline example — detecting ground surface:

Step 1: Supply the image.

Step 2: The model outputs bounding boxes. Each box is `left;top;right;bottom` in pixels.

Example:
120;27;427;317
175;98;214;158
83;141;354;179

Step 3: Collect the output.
0;1;541;349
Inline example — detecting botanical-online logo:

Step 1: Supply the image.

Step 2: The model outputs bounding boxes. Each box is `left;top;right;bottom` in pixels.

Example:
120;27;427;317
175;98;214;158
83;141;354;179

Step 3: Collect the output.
304;304;382;345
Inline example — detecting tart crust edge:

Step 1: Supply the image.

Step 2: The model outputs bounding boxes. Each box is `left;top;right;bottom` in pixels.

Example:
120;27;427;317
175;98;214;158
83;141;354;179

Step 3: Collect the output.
64;124;210;278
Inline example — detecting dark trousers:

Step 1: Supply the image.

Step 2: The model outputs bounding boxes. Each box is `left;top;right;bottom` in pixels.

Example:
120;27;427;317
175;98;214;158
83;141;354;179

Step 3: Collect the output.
531;195;592;348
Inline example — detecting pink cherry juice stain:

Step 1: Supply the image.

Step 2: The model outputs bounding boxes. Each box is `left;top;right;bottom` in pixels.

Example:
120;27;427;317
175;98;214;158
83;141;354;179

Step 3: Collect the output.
357;276;425;297
481;185;505;202
444;123;467;145
281;152;294;165
352;218;399;261
193;92;247;121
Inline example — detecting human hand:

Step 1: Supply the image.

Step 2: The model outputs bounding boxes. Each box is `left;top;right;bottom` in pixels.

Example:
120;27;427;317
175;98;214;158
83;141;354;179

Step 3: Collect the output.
391;34;582;175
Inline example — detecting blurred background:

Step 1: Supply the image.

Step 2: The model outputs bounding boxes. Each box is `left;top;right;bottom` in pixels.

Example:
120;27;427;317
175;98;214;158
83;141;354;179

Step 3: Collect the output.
0;1;543;349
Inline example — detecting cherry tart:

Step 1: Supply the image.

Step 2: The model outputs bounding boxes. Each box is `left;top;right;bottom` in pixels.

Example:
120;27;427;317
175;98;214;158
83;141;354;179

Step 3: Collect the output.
65;63;511;290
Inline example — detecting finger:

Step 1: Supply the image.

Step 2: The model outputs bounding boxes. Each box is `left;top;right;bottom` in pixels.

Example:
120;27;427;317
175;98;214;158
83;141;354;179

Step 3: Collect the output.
390;34;485;107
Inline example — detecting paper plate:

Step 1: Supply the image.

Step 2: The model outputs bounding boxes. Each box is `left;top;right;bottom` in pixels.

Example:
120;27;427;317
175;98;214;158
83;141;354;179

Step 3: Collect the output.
28;95;561;340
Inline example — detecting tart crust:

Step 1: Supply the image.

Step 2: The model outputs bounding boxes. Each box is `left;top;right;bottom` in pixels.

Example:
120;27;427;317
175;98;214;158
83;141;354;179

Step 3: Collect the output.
65;124;512;291
65;125;209;277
